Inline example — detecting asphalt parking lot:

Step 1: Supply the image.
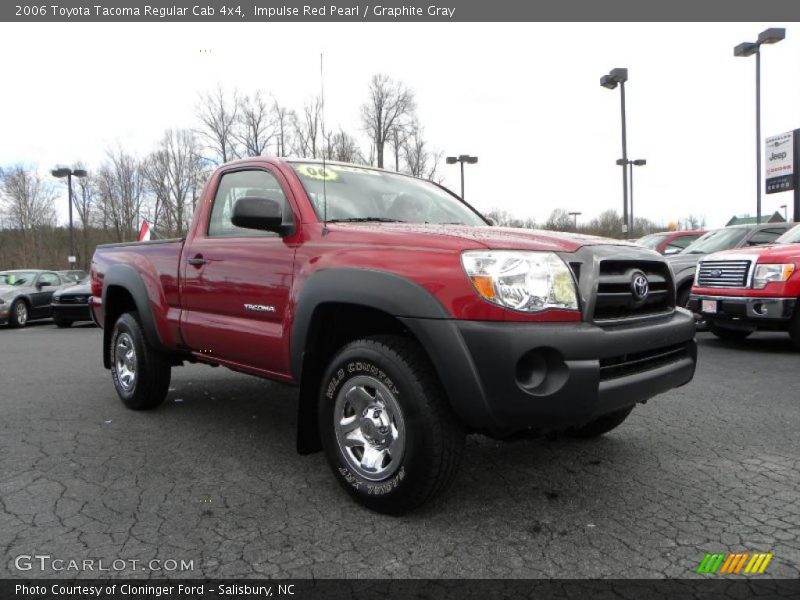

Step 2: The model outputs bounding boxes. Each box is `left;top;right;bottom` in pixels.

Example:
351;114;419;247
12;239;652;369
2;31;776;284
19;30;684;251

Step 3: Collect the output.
1;321;799;579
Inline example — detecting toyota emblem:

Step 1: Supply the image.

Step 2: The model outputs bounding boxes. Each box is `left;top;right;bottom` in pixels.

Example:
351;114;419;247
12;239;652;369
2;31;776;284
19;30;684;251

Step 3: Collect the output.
631;271;649;301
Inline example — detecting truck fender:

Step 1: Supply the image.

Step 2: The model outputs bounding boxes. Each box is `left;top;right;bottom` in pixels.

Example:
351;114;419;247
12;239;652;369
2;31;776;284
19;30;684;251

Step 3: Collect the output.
101;264;164;367
290;268;495;454
290;268;450;380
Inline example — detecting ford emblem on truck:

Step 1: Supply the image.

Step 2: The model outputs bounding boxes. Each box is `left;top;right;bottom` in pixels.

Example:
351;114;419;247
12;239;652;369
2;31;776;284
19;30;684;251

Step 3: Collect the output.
631;271;650;301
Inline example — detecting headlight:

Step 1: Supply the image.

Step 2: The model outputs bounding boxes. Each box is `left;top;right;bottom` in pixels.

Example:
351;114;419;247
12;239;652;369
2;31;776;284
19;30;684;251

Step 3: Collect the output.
461;250;578;312
753;263;795;289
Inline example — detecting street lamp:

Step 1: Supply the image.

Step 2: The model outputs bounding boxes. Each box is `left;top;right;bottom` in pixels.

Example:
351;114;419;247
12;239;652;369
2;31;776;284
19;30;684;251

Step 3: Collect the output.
446;154;478;200
780;204;788;221
734;27;786;224
600;67;631;238
616;158;646;234
568;211;582;229
51;166;88;267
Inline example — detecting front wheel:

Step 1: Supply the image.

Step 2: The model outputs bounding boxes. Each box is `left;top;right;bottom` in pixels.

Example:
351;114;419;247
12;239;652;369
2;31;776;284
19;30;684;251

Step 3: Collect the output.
9;300;29;328
708;322;752;341
318;335;464;514
110;312;171;410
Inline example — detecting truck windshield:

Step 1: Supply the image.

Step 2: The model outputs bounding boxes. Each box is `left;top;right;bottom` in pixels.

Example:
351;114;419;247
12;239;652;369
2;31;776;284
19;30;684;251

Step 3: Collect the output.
776;223;800;244
637;233;668;250
682;228;748;254
290;162;488;226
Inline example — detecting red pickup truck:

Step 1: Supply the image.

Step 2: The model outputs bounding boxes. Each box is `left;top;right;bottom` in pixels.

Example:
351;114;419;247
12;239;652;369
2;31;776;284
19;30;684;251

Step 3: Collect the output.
91;157;697;513
688;224;800;345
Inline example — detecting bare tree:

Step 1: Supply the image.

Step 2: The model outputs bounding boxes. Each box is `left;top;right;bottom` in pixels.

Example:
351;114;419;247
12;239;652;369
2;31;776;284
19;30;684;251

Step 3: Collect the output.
236;91;274;158
361;74;416;168
144;130;204;236
323;128;365;163
544;208;575;232
0;165;57;263
196;86;240;164
680;214;706;230
271;99;294;157
293;97;322;158
402;123;442;182
72;163;97;268
95;150;146;242
389;124;408;172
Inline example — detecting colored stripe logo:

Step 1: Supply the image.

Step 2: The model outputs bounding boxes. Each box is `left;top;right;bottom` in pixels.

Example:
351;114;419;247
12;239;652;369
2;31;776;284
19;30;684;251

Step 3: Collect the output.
697;552;773;574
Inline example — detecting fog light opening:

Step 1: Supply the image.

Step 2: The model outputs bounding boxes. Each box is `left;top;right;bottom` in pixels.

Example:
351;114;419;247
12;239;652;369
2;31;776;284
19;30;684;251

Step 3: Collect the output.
515;347;568;396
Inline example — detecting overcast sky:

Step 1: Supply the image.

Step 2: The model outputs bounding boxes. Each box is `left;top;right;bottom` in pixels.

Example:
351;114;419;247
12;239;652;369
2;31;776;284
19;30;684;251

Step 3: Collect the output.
1;22;798;229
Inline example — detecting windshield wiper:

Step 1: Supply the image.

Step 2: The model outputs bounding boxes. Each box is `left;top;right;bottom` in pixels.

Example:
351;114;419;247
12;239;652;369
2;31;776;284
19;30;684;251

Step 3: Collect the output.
327;217;405;223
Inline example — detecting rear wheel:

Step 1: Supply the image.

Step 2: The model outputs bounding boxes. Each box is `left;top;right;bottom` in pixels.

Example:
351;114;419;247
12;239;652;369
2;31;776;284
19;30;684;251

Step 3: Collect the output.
9;300;29;328
110;312;171;410
568;406;634;439
318;335;464;514
708;322;752;341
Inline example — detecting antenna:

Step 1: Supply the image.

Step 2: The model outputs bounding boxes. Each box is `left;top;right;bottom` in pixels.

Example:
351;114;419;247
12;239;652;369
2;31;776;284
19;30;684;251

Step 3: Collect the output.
320;52;328;234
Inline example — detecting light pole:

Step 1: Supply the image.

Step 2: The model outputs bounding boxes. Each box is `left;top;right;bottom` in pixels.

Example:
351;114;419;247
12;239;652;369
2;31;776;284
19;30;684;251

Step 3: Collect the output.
446;154;478;200
568;211;582;229
617;158;646;234
734;27;786;224
51;167;88;267
601;67;630;238
780;204;788;221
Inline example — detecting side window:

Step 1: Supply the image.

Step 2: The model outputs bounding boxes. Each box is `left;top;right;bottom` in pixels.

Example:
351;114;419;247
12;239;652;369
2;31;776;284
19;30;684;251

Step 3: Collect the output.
207;169;291;237
38;272;61;287
748;228;784;245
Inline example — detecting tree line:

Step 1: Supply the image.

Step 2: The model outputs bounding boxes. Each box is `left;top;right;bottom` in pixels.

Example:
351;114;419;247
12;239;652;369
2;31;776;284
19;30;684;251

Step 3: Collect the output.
0;74;437;269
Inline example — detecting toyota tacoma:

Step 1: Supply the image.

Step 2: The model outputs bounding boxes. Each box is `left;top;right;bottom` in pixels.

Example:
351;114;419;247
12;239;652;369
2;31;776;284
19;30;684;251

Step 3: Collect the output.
90;157;697;513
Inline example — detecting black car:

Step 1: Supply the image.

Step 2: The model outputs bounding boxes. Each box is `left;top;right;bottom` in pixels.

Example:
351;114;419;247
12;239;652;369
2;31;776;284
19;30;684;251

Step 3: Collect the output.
51;281;93;328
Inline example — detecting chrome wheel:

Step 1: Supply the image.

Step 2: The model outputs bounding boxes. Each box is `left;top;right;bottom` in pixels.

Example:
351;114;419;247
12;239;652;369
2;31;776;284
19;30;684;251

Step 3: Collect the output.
114;333;137;393
15;302;27;326
334;375;406;481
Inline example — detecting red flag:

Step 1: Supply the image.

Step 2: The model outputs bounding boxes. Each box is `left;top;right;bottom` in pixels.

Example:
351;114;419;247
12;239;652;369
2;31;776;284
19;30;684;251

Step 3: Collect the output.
138;220;151;241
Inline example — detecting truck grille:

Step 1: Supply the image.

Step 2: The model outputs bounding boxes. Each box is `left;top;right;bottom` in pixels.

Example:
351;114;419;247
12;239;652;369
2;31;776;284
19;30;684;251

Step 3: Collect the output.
696;260;750;288
58;296;88;304
592;260;673;321
599;342;690;381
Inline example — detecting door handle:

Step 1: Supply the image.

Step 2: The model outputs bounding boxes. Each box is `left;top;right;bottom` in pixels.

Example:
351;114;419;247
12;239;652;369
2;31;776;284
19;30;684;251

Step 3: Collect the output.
187;255;206;267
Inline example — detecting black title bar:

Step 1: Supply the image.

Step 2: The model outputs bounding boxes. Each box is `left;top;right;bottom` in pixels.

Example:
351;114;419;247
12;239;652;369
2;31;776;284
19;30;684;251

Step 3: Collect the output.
4;0;800;22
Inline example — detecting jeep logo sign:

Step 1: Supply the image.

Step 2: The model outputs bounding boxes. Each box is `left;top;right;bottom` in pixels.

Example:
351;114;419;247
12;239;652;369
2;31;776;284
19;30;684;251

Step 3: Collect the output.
765;131;795;194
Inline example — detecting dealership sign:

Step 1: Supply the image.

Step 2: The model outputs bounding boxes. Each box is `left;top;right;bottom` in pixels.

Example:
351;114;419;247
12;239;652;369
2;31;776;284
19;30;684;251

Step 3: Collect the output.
765;131;794;194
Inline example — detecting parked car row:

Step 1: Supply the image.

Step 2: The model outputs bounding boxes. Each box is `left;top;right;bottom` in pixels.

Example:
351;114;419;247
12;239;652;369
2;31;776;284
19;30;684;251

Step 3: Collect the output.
636;222;794;308
0;269;92;328
688;223;800;347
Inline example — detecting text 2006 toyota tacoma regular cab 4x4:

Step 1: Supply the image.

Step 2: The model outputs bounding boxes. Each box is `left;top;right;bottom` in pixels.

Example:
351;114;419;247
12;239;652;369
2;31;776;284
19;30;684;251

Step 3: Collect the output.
91;157;697;513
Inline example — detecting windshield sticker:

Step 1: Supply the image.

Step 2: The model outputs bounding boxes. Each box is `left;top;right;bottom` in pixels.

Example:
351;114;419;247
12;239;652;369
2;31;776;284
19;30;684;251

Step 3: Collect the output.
295;165;340;181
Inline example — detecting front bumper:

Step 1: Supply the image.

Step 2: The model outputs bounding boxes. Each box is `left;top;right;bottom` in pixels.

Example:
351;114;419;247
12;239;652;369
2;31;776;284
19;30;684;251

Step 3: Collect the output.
400;309;697;435
687;294;796;331
51;302;92;322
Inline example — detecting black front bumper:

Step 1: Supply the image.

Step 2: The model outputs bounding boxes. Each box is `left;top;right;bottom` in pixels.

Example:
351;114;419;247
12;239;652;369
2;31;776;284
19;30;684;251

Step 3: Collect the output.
51;302;92;322
400;310;697;435
687;294;796;332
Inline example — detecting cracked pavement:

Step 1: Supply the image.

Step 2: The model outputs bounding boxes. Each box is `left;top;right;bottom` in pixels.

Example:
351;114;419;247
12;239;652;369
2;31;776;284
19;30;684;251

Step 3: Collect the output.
1;322;799;579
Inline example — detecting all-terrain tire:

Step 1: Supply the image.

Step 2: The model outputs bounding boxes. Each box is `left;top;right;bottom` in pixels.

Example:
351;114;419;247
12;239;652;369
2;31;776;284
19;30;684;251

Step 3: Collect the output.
109;312;171;410
318;335;465;514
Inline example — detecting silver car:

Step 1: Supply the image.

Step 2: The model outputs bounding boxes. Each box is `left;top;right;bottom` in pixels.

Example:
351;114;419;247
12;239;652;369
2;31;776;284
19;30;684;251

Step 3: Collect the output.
0;270;68;327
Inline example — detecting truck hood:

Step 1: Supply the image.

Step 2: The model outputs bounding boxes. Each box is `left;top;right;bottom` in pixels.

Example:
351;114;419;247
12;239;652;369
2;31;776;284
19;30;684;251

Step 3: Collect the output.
705;243;800;263
664;252;703;273
330;222;640;253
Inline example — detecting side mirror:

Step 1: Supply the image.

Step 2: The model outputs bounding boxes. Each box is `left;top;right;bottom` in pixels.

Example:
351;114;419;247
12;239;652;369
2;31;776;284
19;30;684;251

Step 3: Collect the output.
231;197;293;236
37;281;51;289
